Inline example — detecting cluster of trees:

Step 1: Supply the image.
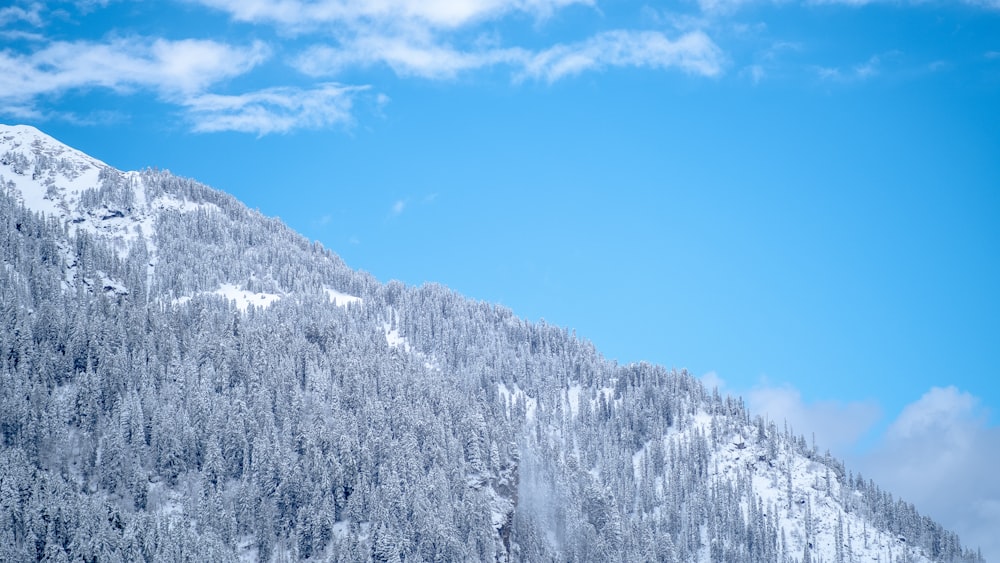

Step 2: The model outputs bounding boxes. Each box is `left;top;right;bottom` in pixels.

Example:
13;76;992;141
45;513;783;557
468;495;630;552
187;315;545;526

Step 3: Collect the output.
0;159;984;562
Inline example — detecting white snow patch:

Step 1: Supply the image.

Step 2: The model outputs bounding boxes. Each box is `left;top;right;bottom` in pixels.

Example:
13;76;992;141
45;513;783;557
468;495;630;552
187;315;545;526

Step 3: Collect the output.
331;521;351;538
567;384;581;417
324;287;362;307
497;382;538;423
632;445;646;483
236;536;258;563
213;283;282;312
383;322;411;351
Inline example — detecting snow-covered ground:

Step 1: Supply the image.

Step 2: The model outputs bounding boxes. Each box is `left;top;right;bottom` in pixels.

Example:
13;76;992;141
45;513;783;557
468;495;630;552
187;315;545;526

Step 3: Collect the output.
679;411;934;563
325;287;363;307
1;124;220;295
497;382;539;423
212;283;283;312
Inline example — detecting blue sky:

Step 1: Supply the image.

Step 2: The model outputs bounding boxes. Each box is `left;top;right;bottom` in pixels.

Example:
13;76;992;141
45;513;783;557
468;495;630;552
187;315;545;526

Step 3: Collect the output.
2;0;999;557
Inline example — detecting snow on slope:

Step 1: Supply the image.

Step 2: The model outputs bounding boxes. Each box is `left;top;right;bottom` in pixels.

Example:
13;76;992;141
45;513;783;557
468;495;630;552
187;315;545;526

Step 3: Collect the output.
382;314;442;371
515;373;944;563
1;125;376;318
325;287;363;307
678;412;934;563
0;124;107;218
497;382;539;423
0;124;220;292
213;283;283;312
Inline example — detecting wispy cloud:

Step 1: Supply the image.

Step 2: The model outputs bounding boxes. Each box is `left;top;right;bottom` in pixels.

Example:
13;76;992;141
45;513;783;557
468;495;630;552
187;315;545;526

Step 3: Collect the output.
815;54;884;81
0;3;43;27
0;37;269;101
0;35;375;135
8;0;986;134
184;83;367;135
191;0;595;31
742;64;765;83
200;0;724;85
297;29;724;81
391;199;406;216
522;30;725;81
3;0;728;133
296;37;527;80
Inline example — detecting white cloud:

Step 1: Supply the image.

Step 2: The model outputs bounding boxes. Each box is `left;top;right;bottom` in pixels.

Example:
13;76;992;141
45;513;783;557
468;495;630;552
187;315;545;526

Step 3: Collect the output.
815;54;884;81
731;379;999;561
888;386;980;440
0;36;369;135
853;54;880;78
0;3;43;27
701;370;727;391
191;0;594;31
859;387;1000;563
0;29;47;42
297;28;723;82
745;381;882;455
697;0;762;14
200;0;723;83
743;63;765;83
0;37;269;102
297;36;527;79
0;4;724;133
391;199;406;216
522;30;724;81
183;83;367;135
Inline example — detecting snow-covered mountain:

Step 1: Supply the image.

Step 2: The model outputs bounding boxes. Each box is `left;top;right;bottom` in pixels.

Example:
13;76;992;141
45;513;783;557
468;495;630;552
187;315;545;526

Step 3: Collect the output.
1;124;362;308
0;125;983;562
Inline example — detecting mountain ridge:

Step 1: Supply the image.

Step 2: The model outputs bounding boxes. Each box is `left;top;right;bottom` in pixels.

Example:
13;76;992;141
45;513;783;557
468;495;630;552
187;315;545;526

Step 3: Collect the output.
0;124;983;562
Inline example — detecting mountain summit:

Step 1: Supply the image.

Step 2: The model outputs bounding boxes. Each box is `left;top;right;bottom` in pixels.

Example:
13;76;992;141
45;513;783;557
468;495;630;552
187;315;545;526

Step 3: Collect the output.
0;125;983;562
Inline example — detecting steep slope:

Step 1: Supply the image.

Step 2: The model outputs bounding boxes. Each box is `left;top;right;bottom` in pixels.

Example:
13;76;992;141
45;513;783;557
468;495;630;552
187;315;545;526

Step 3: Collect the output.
0;125;983;562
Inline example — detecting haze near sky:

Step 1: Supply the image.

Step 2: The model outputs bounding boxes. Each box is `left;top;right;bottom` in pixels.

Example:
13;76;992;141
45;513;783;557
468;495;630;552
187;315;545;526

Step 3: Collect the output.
2;0;999;558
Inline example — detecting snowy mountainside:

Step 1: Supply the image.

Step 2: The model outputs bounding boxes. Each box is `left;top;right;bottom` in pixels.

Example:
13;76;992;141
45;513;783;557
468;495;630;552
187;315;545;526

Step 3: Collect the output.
0;126;983;562
0;124;363;307
1;124;215;259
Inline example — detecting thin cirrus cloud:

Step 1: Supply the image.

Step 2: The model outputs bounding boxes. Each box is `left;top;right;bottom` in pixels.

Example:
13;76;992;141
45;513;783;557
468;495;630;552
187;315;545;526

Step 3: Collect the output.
190;0;595;30
183;83;368;135
296;37;528;79
295;30;725;81
0;3;43;27
814;54;887;81
521;29;725;81
200;0;725;83
1;0;725;134
0;35;336;135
